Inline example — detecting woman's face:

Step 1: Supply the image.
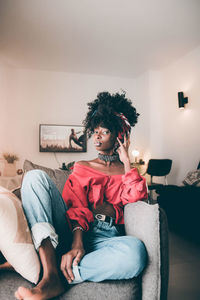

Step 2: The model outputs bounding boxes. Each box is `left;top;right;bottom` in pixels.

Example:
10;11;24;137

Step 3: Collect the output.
93;126;117;153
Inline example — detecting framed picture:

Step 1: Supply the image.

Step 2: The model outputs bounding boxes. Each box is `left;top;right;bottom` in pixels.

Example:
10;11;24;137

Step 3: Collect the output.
39;124;87;153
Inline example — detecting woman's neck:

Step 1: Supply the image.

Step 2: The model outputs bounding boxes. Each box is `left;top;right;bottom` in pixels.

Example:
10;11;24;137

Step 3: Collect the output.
98;152;119;164
98;149;115;155
92;158;124;173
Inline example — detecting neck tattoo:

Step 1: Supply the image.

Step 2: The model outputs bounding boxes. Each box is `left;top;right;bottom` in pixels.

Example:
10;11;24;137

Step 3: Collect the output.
98;152;119;162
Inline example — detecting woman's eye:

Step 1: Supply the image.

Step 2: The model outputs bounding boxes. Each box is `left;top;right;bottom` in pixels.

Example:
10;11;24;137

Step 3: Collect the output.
93;129;109;135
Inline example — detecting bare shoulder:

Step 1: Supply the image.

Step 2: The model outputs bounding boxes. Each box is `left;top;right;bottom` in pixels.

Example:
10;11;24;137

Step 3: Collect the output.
76;160;90;166
76;159;97;167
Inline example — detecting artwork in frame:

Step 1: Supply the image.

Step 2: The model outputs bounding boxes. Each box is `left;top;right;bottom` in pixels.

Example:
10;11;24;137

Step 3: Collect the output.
39;124;87;153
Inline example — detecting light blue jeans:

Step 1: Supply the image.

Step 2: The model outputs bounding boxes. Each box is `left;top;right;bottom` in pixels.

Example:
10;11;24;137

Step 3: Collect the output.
21;170;147;283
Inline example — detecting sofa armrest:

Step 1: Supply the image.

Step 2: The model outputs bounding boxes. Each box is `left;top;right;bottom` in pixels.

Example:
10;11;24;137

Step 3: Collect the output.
124;201;169;300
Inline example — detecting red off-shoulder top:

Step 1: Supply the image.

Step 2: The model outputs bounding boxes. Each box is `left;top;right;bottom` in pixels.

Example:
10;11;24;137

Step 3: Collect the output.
62;163;148;231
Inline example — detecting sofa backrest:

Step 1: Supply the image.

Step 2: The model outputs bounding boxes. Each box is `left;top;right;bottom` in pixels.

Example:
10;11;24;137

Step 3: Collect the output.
23;160;72;194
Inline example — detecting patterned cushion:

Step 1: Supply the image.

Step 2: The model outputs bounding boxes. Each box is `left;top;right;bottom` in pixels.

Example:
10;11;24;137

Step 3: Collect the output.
182;169;200;186
0;186;40;284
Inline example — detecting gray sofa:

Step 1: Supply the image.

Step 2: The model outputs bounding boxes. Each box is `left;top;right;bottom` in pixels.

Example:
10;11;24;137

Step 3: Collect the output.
0;160;169;300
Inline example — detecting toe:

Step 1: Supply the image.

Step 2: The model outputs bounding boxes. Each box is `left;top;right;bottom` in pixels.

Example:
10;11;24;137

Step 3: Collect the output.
15;287;33;299
15;290;23;300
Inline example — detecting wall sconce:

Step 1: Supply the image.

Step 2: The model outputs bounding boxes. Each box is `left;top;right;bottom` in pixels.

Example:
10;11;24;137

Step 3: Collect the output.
178;91;188;109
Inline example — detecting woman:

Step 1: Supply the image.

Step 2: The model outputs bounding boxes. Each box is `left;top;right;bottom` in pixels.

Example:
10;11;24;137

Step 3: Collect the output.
15;91;148;300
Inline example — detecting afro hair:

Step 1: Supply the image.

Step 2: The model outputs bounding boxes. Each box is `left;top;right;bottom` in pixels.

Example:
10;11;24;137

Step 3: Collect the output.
83;91;139;138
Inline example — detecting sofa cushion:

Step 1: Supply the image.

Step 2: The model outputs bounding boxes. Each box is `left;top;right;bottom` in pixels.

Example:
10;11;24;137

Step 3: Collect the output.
0;186;40;284
62;279;141;300
0;272;33;299
23;160;71;194
0;271;140;300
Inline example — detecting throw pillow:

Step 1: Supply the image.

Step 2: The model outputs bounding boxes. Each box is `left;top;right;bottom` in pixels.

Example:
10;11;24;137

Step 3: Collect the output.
182;169;200;186
0;186;40;284
23;160;72;194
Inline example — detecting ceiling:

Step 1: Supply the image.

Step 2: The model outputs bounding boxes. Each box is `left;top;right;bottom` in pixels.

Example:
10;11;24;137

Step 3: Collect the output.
0;0;200;78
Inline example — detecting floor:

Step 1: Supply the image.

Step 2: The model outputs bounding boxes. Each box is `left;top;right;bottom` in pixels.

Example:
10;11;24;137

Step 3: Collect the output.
168;230;200;300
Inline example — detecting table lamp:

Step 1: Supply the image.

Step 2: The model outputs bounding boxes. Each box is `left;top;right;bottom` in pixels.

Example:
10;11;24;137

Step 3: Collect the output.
132;149;139;163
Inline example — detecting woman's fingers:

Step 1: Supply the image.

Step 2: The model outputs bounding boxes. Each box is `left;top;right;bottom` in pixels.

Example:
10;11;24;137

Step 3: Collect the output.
60;254;74;283
73;250;84;266
62;267;72;283
116;135;131;165
60;249;85;283
123;135;130;148
124;136;131;152
117;137;122;145
66;256;75;282
117;136;129;150
123;135;127;148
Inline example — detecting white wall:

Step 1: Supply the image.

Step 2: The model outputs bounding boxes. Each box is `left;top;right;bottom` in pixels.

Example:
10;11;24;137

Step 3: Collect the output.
134;71;151;162
148;46;200;184
0;66;5;149
2;46;199;183
1;67;149;170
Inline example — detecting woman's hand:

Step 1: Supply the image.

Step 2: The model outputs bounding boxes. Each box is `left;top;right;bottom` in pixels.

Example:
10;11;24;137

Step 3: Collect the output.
116;136;131;173
116;136;130;163
60;247;85;283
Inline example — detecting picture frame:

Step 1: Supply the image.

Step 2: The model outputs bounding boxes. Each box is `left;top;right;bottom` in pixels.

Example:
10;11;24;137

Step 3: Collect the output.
39;124;87;153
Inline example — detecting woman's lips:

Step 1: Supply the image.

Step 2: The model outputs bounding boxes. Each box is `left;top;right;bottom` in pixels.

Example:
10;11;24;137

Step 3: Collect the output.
94;141;102;147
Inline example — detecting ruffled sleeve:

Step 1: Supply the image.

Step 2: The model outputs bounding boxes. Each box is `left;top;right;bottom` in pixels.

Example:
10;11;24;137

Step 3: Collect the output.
62;172;94;231
120;168;148;205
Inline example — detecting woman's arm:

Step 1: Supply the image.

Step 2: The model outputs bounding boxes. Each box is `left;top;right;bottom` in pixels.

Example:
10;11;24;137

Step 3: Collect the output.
61;167;94;282
116;136;148;203
71;220;85;250
62;169;94;232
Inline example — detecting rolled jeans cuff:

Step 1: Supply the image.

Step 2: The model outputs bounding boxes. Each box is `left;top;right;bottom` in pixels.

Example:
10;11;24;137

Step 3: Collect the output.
31;222;58;251
69;265;83;284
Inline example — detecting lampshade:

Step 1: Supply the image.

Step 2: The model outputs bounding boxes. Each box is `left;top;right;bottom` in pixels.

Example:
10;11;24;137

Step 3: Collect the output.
132;149;139;162
132;149;139;157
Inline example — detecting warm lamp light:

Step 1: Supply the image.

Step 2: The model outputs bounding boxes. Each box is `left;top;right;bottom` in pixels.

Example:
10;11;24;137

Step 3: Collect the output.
132;149;139;163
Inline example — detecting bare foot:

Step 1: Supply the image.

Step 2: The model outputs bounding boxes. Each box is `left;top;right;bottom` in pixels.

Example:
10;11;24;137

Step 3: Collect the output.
15;273;66;300
0;261;14;271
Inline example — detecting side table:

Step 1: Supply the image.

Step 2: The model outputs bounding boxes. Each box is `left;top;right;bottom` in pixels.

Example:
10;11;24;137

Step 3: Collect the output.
131;162;146;175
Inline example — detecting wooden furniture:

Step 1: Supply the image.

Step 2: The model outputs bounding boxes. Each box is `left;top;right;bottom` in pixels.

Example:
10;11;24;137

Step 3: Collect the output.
131;162;146;175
